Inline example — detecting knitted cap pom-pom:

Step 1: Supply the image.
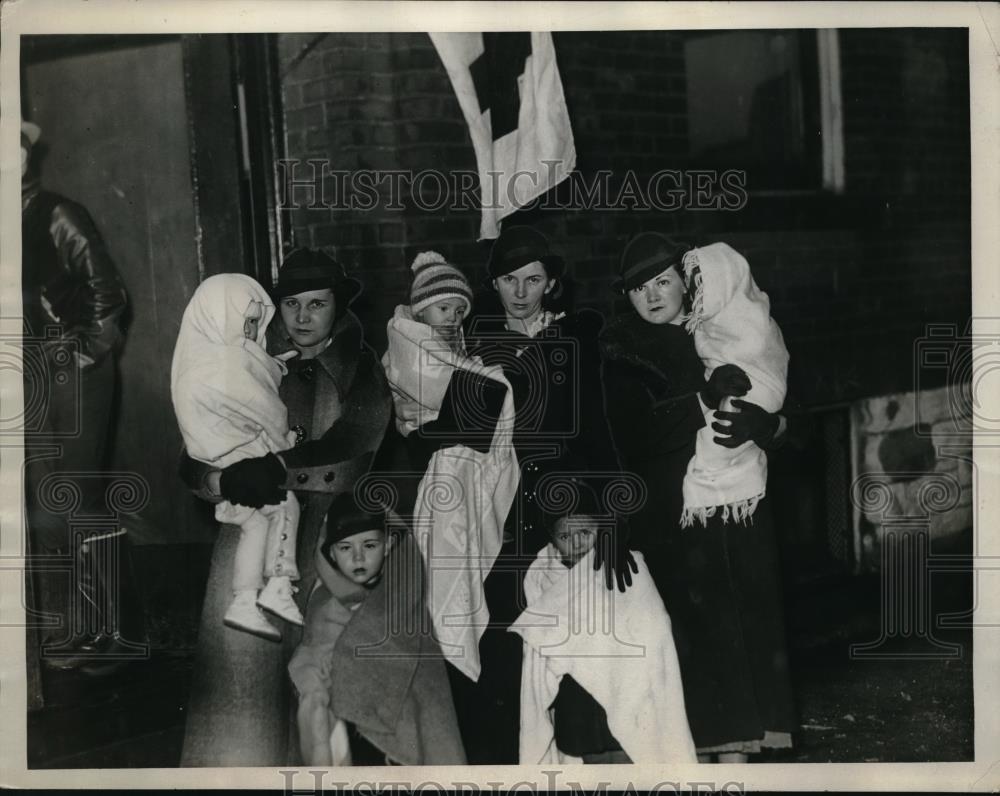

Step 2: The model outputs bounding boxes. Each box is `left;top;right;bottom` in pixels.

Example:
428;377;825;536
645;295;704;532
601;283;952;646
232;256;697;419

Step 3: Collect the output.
411;251;447;272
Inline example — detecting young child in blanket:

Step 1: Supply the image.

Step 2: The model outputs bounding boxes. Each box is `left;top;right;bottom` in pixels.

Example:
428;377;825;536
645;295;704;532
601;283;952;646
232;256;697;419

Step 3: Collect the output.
381;251;519;683
508;477;696;765
287;492;465;766
170;273;302;641
678;242;789;527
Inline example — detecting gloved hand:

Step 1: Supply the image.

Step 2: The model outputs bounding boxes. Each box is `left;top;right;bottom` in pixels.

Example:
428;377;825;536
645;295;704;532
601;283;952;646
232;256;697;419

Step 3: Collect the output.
219;453;287;508
711;399;781;449
593;524;639;593
701;364;751;410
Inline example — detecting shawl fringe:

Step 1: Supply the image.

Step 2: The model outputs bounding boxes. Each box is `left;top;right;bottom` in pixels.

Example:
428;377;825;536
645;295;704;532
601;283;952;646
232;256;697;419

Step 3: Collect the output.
682;252;705;334
679;493;763;528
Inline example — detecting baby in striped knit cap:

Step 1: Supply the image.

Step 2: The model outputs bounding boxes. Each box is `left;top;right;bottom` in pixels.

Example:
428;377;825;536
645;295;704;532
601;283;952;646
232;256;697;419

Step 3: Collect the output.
382;251;479;438
407;251;474;354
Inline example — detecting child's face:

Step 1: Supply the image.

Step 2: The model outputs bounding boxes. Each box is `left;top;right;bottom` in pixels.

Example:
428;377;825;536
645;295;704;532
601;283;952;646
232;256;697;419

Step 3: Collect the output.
417;298;467;346
551;515;599;566
628;265;686;326
243;301;263;341
329;528;388;586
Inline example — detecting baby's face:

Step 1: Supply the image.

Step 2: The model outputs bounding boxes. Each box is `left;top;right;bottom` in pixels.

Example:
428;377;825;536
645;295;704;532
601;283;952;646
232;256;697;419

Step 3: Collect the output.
329;528;388;586
416;298;467;347
243;301;264;341
551;515;599;566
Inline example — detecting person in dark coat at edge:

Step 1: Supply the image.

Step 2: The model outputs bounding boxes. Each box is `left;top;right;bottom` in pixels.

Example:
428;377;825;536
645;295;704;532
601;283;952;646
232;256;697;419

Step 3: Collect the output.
598;231;797;762
177;249;392;766
20;118;145;676
430;224;638;764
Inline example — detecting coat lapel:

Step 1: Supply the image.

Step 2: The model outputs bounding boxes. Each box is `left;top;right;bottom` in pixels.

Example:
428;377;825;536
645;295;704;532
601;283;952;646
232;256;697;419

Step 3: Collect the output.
310;312;363;436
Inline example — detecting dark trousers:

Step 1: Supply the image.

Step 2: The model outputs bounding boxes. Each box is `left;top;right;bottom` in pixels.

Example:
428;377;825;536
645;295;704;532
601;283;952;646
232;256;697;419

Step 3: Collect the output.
24;355;116;550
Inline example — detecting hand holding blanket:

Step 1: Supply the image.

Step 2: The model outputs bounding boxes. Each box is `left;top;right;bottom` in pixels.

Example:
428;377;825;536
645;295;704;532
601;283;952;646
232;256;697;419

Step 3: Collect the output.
382;305;519;681
681;243;789;526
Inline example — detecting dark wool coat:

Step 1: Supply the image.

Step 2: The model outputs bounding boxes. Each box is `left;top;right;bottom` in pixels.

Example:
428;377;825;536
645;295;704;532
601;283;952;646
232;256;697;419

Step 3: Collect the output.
180;310;392;767
599;312;797;752
441;308;620;765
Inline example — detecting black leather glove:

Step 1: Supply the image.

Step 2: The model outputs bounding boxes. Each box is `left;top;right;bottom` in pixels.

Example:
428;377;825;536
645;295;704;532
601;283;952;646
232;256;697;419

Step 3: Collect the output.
592;524;639;593
219;453;287;508
701;364;751;410
711;399;781;449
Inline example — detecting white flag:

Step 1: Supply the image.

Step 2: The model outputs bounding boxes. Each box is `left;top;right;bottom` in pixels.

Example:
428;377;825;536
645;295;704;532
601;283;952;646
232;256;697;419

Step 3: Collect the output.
429;32;577;240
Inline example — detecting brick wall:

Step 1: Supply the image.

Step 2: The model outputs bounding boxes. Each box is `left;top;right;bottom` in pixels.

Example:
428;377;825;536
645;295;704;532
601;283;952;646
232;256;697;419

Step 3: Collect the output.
277;28;970;407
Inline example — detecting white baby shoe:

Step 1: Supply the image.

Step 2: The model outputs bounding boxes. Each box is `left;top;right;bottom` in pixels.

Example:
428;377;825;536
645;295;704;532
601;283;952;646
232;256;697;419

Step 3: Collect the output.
224;590;281;642
257;576;304;626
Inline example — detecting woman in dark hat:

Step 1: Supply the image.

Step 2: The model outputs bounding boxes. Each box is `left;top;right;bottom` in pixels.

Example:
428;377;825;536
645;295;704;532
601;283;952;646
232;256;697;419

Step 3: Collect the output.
177;248;392;766
450;225;636;764
598;231;796;762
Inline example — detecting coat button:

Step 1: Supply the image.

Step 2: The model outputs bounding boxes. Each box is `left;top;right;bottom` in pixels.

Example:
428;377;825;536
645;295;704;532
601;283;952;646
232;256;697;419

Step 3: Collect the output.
281;533;288;540
296;473;308;484
323;471;335;483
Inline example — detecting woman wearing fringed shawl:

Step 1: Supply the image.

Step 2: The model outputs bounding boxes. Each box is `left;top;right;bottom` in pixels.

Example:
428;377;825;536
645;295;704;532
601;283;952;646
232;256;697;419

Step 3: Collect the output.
599;232;796;761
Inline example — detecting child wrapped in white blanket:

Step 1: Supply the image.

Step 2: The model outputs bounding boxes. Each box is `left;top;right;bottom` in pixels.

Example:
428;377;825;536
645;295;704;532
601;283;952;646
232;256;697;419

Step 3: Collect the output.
381;252;519;681
170;273;302;641
680;243;789;527
509;479;696;764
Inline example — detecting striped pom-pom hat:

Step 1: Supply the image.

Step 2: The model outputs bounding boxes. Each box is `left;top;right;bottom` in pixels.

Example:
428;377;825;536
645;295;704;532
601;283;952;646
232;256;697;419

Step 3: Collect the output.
409;251;473;316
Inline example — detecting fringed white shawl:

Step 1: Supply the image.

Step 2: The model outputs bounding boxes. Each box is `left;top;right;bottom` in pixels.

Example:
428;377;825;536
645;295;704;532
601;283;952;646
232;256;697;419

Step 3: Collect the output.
680;243;788;527
510;546;696;764
170;273;294;468
382;304;519;681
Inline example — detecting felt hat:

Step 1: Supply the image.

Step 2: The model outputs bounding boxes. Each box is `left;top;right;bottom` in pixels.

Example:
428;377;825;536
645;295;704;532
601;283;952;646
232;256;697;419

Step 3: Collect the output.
613;232;691;294
487;225;564;280
272;248;362;305
324;491;387;546
409;251;473;316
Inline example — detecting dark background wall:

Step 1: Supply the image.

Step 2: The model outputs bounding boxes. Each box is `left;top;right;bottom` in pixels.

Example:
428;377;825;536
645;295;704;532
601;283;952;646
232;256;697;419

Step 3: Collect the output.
277;29;971;409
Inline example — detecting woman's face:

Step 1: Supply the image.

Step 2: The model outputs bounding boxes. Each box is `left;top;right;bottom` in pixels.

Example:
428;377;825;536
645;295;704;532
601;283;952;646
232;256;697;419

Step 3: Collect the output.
628;266;686;326
329;529;388;586
278;288;336;354
493;261;555;322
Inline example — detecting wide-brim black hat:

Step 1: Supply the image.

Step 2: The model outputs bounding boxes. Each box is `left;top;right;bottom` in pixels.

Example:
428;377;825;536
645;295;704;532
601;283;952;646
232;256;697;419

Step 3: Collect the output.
612;232;691;294
272;248;363;305
487;225;565;280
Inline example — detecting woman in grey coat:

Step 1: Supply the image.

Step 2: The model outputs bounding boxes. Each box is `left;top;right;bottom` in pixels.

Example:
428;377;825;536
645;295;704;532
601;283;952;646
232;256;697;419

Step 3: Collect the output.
177;249;391;766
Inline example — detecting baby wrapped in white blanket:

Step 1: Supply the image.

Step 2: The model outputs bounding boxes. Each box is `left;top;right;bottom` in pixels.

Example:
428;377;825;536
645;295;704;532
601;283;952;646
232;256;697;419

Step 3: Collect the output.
680;243;789;527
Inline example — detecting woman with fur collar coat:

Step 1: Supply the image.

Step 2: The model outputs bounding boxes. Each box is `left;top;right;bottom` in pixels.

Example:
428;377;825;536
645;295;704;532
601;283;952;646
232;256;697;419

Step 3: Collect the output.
599;233;796;761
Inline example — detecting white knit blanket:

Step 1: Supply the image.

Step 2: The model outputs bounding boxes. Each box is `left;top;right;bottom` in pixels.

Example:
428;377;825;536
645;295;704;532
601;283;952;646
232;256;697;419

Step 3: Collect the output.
510;546;696;764
680;243;789;527
170;273;294;468
383;305;519;681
